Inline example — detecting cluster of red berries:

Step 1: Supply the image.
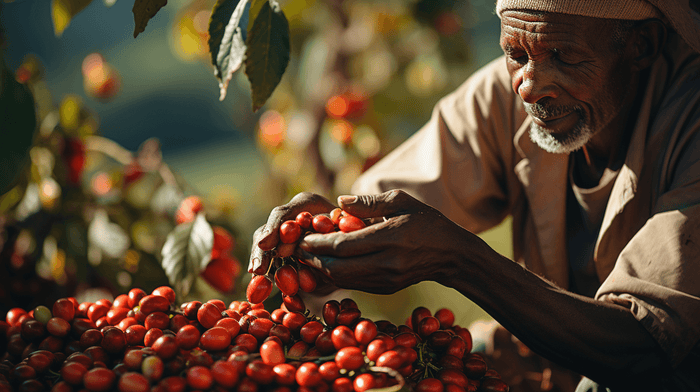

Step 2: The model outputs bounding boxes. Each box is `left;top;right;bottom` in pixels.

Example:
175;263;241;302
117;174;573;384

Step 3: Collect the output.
246;208;367;307
0;283;508;391
237;206;509;391
281;208;367;242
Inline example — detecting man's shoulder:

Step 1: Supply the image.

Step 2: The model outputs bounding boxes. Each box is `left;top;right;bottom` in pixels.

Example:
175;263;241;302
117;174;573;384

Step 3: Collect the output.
654;34;700;112
443;56;514;103
647;37;700;144
435;56;525;129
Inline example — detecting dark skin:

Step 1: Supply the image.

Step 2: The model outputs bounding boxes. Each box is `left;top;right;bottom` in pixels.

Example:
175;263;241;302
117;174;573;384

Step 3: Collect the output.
249;12;671;389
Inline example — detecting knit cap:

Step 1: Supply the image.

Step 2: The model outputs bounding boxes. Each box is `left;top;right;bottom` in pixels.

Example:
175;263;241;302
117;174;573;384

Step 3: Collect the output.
496;0;700;53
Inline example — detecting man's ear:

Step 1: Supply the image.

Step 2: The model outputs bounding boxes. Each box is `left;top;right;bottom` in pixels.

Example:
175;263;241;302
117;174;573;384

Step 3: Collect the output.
631;19;667;71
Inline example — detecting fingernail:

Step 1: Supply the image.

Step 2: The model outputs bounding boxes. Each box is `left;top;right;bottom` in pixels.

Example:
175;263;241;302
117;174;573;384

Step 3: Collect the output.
338;195;357;205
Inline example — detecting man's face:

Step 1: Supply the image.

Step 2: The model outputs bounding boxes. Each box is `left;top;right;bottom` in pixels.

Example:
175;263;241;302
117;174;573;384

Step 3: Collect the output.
500;11;634;154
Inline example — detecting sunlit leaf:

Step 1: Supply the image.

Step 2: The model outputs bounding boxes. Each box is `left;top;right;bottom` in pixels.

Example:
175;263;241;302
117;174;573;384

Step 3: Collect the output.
244;0;290;112
209;0;243;67
51;0;94;36
132;0;168;38
161;213;214;298
0;58;36;196
210;0;250;101
88;209;131;259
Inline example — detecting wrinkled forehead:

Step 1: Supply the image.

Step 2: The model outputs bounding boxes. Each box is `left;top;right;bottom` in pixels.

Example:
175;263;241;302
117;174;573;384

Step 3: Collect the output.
499;10;613;46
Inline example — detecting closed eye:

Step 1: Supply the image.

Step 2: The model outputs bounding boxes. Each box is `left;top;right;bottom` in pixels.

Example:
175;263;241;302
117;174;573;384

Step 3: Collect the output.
503;46;528;64
552;48;583;66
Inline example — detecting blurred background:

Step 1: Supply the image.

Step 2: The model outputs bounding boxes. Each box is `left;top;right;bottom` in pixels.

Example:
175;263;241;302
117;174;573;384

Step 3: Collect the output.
0;0;509;328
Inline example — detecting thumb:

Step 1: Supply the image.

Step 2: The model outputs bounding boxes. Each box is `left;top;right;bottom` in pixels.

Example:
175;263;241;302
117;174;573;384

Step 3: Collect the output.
337;189;415;218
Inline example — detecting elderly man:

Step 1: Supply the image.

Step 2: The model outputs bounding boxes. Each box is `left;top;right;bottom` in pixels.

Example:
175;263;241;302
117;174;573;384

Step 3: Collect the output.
249;0;700;390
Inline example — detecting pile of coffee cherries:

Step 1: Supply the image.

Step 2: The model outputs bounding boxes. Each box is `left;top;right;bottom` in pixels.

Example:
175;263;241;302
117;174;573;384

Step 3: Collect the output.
0;283;508;391
0;208;509;391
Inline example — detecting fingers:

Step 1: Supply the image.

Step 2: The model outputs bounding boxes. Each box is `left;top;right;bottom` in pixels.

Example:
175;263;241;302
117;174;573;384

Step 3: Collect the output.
296;249;332;275
337;189;417;219
248;248;273;275
298;216;403;257
256;206;287;251
296;249;399;295
258;192;335;251
248;225;276;275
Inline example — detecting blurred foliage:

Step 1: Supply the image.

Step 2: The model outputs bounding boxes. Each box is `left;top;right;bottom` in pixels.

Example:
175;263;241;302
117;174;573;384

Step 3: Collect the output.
219;0;474;200
0;0;481;321
0;50;247;315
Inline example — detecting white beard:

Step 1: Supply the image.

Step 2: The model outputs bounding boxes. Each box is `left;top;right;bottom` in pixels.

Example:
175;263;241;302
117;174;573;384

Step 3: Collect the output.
528;121;594;154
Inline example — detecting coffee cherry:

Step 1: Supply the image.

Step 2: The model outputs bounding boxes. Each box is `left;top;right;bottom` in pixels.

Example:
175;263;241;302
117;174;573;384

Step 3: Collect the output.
197;302;223;329
247;275;273;304
279;221;302;244
3;287;507;392
312;215;335;234
295;212;313;229
275;265;299;297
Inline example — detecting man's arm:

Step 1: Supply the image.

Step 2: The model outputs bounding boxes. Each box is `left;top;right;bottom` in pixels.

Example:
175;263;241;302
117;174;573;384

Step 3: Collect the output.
442;236;668;388
298;190;670;389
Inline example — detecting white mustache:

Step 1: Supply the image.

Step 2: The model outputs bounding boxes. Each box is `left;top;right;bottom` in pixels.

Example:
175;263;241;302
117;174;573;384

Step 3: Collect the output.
525;102;582;120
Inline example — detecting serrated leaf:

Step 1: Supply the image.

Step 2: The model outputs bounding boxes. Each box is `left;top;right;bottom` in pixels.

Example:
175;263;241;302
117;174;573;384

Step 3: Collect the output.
208;0;242;67
0;59;36;196
244;0;290;112
51;0;94;36
210;0;250;101
161;213;214;298
132;0;168;38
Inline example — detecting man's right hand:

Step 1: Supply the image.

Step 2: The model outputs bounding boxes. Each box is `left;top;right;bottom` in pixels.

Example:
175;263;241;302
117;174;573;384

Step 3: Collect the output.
247;192;336;275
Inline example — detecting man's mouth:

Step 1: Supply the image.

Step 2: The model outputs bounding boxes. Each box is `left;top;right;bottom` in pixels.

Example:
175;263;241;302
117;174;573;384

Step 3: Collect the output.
530;111;577;133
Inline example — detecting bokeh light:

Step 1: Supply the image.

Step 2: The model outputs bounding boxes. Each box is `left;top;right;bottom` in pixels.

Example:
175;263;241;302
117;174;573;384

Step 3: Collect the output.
286;110;317;149
170;3;212;63
326;94;350;118
258;110;287;150
352;125;381;158
329;119;354;145
91;172;113;196
82;53;121;101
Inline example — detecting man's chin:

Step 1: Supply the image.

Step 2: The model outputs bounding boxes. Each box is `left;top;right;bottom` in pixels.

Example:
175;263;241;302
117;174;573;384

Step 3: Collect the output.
528;123;590;154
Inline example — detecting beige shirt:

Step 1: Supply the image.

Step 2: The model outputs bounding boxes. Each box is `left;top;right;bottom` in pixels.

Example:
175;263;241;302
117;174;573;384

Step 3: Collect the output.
352;32;700;380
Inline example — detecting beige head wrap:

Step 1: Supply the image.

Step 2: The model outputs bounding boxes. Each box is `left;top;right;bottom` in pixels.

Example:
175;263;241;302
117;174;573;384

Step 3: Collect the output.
496;0;700;53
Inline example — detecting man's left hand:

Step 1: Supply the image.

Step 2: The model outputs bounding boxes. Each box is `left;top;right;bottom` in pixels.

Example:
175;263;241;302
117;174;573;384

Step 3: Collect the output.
296;189;477;294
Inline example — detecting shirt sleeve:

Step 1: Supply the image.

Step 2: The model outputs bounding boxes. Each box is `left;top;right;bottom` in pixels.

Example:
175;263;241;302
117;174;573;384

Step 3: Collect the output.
597;95;700;367
351;56;525;234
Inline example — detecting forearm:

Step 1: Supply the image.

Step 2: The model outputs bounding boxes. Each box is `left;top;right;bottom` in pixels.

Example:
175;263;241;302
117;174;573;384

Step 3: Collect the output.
440;237;668;387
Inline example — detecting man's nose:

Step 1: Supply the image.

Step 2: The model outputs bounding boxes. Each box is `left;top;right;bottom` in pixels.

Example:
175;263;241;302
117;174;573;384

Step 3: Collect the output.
516;62;559;104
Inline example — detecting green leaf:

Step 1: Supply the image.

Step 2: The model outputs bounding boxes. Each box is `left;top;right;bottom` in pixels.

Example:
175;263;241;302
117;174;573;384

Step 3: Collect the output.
210;0;250;101
51;0;94;36
161;213;214;299
209;0;242;67
246;0;267;37
132;0;168;38
244;0;290;112
0;59;36;196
